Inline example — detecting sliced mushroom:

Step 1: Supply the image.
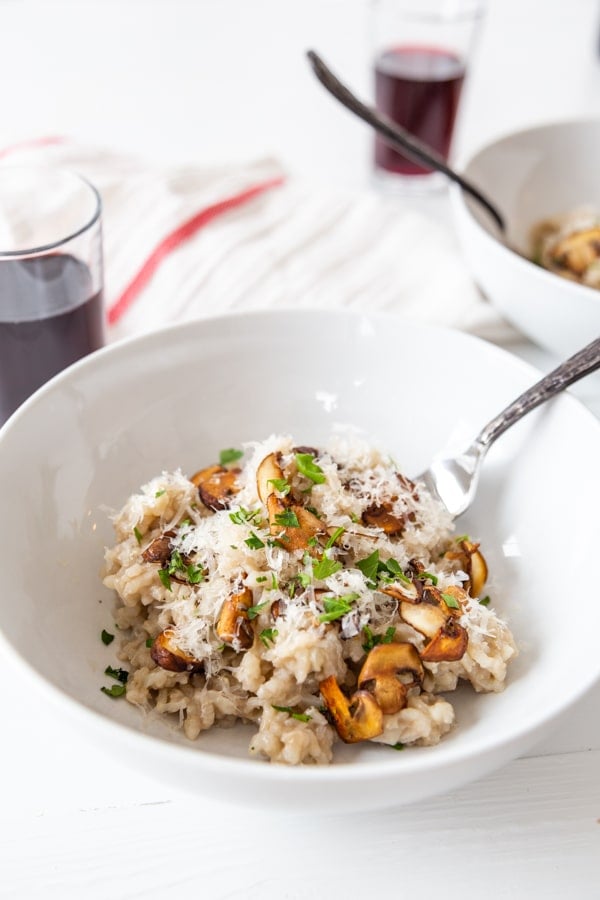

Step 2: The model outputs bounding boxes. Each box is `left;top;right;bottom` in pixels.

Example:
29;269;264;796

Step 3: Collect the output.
399;598;448;638
319;675;384;743
216;586;254;649
190;465;241;511
292;445;319;457
256;452;284;504
358;642;423;714
151;628;204;673
380;579;420;603
267;495;325;552
462;540;488;598
550;226;600;276
361;503;405;536
421;619;468;662
444;540;488;598
270;598;285;621
142;530;176;564
441;584;469;616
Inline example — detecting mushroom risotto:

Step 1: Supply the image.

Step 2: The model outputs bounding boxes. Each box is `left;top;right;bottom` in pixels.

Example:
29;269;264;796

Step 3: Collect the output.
531;207;600;289
102;435;517;765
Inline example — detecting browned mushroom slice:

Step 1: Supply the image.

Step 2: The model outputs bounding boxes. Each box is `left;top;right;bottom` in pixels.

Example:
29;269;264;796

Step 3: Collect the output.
399;598;448;638
421;619;468;662
141;530;176;564
550;227;600;276
380;579;420;603
319;675;384;743
256;452;285;504
358;642;423;714
462;540;488;598
362;503;405;536
443;540;488;598
441;584;469;616
151;628;204;673
292;445;319;457
267;495;325;552
216;586;254;649
190;465;241;511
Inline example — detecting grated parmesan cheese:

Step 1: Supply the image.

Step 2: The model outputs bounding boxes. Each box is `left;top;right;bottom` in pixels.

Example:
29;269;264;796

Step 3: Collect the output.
102;433;517;764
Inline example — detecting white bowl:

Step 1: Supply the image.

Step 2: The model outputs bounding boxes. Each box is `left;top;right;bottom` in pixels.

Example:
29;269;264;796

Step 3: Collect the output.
451;119;600;357
1;309;599;813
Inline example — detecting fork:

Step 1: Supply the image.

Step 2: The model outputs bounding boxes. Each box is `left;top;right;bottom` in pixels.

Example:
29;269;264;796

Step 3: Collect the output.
415;336;600;517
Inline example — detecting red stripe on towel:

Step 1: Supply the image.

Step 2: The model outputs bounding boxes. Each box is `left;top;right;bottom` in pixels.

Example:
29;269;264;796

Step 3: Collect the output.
0;135;67;159
107;175;285;326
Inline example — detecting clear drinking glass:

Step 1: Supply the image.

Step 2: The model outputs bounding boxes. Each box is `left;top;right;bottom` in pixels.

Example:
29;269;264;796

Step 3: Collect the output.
0;166;105;426
371;0;484;192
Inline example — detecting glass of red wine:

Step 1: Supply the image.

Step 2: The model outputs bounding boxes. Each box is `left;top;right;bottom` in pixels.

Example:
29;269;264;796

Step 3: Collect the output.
0;167;105;426
371;0;484;191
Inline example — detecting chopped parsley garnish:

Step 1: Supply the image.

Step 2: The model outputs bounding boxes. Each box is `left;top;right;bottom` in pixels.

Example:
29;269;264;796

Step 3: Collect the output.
167;550;185;574
158;568;172;591
295;453;326;484
306;536;318;547
417;570;439;586
392;741;405;751
312;556;342;580
306;505;321;518
245;531;265;550
382;557;401;576
186;564;204;584
104;665;129;684
361;625;396;653
356;550;380;583
325;526;345;550
455;534;470;544
154;489;166;498
247;601;268;620
229;507;262;526
297;572;312;588
259;628;278;647
133;526;143;545
268;477;291;496
101;629;115;646
219;448;244;466
479;595;491;607
256;575;268;584
161;549;205;586
319;592;359;623
100;684;126;698
145;637;154;648
272;704;312;723
441;592;460;610
274;509;300;528
355;550;410;586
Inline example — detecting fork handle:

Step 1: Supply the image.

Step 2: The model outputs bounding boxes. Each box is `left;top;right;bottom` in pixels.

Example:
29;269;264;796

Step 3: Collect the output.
477;336;600;448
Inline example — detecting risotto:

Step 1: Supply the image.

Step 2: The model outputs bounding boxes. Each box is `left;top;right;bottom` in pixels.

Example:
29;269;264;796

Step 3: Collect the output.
102;434;517;765
531;207;600;289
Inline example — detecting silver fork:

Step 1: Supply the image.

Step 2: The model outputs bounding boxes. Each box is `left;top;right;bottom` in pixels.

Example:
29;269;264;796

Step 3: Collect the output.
415;336;600;518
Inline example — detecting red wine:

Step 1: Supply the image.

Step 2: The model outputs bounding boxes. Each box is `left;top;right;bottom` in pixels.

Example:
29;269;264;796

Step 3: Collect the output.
0;254;105;424
374;46;465;176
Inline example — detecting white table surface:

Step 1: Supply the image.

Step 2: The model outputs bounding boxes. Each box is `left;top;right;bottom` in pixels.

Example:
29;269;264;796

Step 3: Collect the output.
1;1;600;897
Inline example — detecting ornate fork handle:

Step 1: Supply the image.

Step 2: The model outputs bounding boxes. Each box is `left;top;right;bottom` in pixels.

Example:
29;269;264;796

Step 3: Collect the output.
477;336;600;449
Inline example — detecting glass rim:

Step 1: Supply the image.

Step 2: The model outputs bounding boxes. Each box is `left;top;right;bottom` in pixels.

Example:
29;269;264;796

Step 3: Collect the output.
369;0;486;24
0;166;102;258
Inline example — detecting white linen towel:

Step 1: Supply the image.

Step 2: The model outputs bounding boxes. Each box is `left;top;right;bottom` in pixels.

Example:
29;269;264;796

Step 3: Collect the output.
0;136;516;344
